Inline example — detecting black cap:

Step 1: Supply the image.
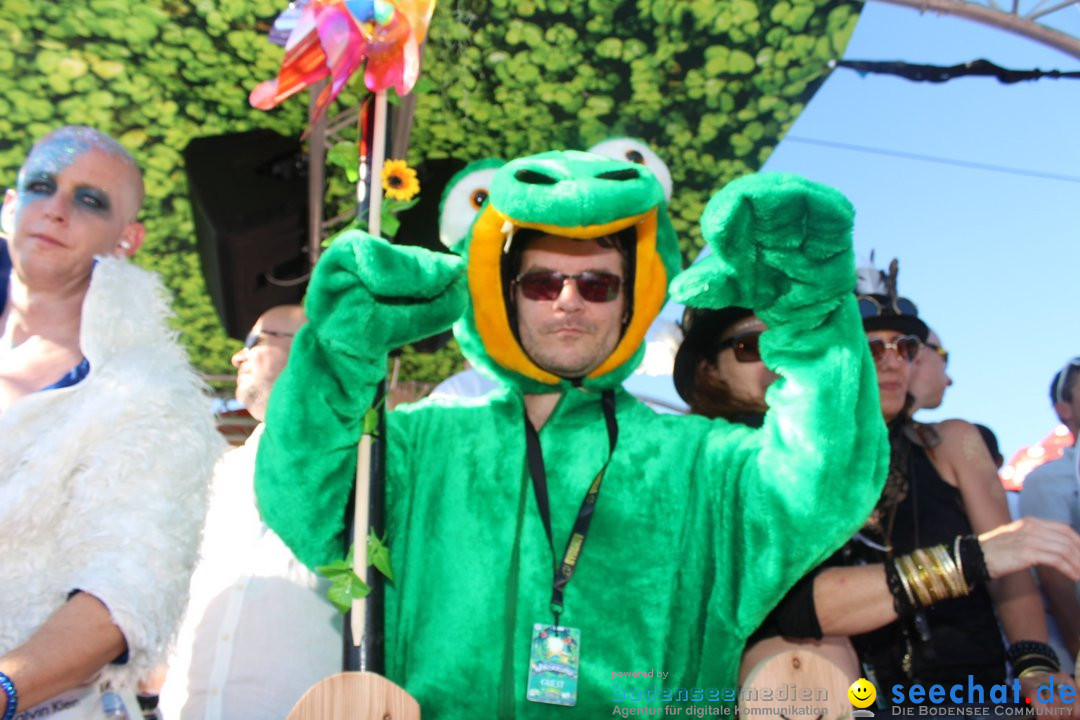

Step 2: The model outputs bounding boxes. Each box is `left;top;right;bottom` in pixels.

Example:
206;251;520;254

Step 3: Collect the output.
858;294;929;342
673;306;754;405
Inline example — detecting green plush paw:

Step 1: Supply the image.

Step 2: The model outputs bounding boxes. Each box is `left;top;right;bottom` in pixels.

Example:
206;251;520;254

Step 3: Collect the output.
305;230;468;356
670;172;855;320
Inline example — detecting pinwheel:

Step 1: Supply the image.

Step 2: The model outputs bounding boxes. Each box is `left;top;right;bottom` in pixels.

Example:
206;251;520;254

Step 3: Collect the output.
254;5;437;718
251;0;435;125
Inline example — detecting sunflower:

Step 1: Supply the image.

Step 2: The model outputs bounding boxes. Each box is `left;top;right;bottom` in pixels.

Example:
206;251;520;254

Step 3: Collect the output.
381;159;420;202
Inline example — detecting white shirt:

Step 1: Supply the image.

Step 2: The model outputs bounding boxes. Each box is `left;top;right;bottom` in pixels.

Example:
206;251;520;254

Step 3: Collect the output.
160;425;342;719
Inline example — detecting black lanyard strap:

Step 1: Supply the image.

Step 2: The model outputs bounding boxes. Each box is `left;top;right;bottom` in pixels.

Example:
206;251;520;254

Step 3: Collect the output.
523;389;618;626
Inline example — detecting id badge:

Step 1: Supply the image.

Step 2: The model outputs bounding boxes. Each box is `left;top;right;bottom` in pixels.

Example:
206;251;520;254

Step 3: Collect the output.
526;623;580;706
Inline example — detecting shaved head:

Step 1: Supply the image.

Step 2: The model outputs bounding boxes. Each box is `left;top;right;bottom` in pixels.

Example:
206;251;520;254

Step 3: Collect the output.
910;328;952;411
22;126;145;222
232;304;307;422
258;304;307;334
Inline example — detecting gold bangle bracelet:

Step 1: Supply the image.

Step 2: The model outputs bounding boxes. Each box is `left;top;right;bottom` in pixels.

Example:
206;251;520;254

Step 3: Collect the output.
896;555;921;606
917;548;950;604
893;558;917;607
901;554;934;607
913;554;938;606
931;544;968;599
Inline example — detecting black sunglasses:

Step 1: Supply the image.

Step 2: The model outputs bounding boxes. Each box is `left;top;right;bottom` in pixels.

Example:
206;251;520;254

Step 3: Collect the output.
244;329;295;350
514;270;622;303
867;335;922;363
858;295;918;319
717;331;762;363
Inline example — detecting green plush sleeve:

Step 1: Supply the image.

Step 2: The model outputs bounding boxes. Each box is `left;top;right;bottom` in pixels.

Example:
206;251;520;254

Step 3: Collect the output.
673;173;889;636
711;296;887;637
254;231;468;569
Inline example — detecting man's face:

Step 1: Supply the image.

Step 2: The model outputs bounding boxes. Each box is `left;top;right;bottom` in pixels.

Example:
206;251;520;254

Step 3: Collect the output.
232;307;304;422
1054;370;1080;436
3;144;143;284
910;330;952;410
701;315;777;415
514;235;627;379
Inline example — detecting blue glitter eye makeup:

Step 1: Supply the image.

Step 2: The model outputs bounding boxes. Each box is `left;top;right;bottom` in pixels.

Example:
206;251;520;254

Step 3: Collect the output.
20;173;56;197
16;168;112;217
75;188;111;214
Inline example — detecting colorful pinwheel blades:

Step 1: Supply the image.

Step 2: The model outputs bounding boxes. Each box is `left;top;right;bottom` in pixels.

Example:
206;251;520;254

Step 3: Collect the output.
268;0;311;47
251;0;436;122
366;0;435;95
251;0;364;117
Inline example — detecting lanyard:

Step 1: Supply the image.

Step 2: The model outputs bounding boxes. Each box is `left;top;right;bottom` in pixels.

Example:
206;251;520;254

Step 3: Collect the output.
523;389;618;627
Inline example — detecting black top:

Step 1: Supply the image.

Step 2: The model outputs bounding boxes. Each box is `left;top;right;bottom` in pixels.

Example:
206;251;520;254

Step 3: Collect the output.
850;440;1006;692
749;426;1007;696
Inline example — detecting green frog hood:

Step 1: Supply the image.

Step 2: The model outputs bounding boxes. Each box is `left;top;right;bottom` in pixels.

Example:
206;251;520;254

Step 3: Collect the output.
453;150;682;394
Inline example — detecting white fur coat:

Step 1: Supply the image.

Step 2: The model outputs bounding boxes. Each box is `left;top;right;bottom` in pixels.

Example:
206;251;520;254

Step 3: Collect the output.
0;256;222;689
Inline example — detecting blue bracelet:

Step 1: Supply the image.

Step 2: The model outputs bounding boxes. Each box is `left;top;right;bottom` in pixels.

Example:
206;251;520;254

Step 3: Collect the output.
0;670;17;720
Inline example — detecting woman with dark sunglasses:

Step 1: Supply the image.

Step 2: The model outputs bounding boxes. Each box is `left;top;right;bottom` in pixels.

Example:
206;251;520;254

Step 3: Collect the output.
841;294;1078;704
676;293;1080;708
673;306;777;426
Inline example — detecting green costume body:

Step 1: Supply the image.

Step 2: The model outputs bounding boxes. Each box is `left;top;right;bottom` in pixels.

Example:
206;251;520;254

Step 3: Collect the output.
256;151;888;717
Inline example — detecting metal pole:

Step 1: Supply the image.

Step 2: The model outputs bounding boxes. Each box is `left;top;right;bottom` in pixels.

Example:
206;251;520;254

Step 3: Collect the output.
307;80;329;267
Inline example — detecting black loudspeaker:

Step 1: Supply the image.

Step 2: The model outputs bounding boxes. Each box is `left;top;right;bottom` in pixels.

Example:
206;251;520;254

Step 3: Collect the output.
184;129;310;339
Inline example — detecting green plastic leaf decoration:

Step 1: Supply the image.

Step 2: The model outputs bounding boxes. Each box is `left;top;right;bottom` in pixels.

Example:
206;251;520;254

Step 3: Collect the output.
368;529;395;582
380;210;401;239
327;140;359;183
316;547;372;614
362;407;379;436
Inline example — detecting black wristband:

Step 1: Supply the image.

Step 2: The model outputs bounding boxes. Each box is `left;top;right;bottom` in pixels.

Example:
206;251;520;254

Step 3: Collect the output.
885;558;916;616
1008;640;1061;668
957;535;990;586
1008;640;1061;678
772;572;824;639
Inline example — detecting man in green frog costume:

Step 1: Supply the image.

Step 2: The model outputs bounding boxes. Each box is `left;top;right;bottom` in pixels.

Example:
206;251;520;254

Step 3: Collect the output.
255;149;887;717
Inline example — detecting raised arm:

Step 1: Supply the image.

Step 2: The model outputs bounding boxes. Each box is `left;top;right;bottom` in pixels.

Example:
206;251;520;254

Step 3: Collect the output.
254;231;468;570
671;173;889;635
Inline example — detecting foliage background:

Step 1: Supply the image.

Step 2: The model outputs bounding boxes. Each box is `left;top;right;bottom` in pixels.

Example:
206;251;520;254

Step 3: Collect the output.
0;0;860;379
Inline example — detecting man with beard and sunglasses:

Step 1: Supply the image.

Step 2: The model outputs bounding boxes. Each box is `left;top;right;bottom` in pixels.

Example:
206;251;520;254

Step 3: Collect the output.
255;154;893;717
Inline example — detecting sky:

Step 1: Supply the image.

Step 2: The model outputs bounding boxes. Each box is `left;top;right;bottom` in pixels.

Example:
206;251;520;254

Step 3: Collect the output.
755;1;1080;467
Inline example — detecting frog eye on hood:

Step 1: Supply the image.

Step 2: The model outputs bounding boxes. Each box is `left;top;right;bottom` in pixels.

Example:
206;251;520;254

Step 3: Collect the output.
587;137;672;202
439;158;505;250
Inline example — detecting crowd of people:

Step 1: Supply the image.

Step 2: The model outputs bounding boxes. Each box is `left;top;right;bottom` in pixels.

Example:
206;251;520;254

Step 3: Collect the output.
674;287;1080;700
1;126;1077;720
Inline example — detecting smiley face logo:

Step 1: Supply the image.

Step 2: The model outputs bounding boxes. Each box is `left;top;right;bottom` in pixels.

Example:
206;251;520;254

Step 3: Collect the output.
848;678;876;708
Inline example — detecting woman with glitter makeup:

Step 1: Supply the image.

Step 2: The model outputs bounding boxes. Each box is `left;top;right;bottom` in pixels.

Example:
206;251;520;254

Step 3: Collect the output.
0;127;219;719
